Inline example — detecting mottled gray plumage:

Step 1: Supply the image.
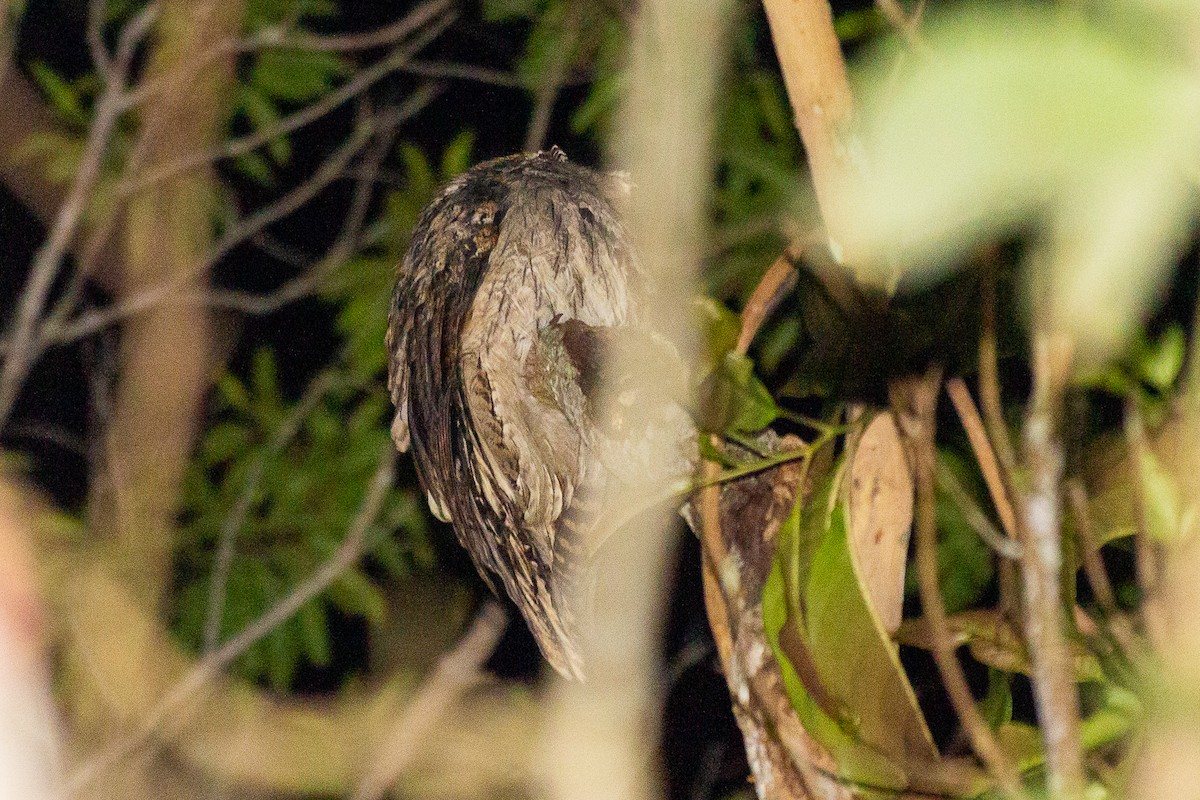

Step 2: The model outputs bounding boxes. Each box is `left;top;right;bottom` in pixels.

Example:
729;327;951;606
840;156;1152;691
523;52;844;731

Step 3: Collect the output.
385;147;647;679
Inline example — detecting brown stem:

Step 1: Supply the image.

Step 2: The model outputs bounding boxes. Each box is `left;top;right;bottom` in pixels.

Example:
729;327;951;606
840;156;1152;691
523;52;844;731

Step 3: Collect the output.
892;370;1025;798
1064;478;1139;657
946;377;1020;541
978;260;1018;474
352;600;508;800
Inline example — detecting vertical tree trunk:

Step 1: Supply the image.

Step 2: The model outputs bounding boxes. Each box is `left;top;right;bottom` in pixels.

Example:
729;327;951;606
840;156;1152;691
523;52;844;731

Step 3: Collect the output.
89;0;243;613
68;2;243;796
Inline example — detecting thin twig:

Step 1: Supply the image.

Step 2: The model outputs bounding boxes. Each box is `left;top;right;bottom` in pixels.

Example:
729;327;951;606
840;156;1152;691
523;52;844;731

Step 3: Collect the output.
873;0;928;51
35;86;438;347
1064;478;1139;657
0;3;158;433
122;13;454;196
352;601;508;800
935;460;1021;560
87;0;112;78
736;250;800;355
63;449;397;798
978;260;1018;474
893;370;1026;799
202;367;341;652
946;377;1020;540
523;0;581;152
399;59;525;88
1018;331;1084;800
271;0;451;52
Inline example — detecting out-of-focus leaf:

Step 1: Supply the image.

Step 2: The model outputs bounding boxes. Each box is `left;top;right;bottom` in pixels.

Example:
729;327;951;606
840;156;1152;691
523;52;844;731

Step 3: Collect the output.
251;49;349;104
234;152;275;186
329;569;387;628
11;131;85;186
439;130;475;178
1136;443;1184;543
692;296;741;377
1138;324;1185;392
28;61;89;127
834;8;884;42
216;374;252;413
844;5;1200;365
570;72;621;135
237;85;290;165
980;668;1014;730
297;599;331;667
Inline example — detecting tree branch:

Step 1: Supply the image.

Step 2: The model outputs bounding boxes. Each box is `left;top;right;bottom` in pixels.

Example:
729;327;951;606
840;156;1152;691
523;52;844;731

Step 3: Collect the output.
353;600;508;800
0;3;158;433
63;449;397;798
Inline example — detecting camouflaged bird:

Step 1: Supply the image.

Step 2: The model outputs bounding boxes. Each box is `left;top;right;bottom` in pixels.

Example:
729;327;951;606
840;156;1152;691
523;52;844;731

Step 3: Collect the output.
387;147;668;679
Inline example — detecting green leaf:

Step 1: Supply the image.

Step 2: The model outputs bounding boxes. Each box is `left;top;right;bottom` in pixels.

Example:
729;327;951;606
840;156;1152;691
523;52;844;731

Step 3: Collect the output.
10;131;85;186
570;73;622;135
237;85;290;165
329;569;387;627
439;130;475;179
692;296;741;377
298;599;332;666
764;461;941;791
200;422;249;466
979;669;1014;730
28;61;89;127
1136;443;1184;543
702;351;780;434
216;374;252;413
233;152;276;186
1138;324;1185;391
251;49;349;104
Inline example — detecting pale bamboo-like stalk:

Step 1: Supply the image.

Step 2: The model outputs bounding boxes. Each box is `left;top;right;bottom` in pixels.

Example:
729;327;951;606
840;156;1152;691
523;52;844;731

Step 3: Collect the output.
539;1;733;798
1017;332;1085;800
760;0;859;265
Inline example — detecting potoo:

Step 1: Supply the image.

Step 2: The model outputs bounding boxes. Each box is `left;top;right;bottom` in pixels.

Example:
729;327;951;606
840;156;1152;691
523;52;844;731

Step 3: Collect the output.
386;147;680;679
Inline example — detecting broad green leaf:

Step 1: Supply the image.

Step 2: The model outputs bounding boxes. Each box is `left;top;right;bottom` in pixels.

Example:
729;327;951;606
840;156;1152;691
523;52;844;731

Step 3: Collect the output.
701;351;780;434
764;461;941;791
